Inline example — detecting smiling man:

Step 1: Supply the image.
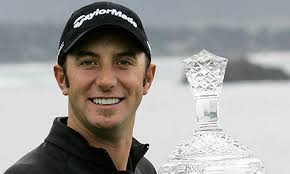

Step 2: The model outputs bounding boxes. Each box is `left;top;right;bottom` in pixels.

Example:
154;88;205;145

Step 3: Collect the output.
5;2;156;174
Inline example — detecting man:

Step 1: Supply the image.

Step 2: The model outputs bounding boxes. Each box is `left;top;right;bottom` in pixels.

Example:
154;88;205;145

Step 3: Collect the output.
5;1;156;174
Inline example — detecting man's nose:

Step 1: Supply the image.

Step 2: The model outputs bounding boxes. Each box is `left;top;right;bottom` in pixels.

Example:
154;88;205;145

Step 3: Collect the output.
96;65;117;91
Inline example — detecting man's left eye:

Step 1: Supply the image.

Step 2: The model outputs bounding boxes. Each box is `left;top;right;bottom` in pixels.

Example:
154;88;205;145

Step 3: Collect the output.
80;60;96;66
116;59;131;66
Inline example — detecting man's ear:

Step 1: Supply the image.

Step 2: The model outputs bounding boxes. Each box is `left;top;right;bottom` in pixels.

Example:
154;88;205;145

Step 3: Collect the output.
54;64;68;96
143;64;156;95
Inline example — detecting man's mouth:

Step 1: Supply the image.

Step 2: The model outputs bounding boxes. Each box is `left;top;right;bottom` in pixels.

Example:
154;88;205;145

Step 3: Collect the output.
90;98;123;105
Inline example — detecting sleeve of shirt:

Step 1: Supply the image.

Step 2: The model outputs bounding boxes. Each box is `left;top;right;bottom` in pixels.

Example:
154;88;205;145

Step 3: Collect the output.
4;164;28;174
135;157;157;174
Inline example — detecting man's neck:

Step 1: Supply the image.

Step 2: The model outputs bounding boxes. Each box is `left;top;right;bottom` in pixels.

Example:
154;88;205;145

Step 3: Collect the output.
91;138;132;170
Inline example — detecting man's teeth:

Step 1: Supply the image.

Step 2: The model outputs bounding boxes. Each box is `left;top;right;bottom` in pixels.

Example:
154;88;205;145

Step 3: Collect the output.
92;98;121;105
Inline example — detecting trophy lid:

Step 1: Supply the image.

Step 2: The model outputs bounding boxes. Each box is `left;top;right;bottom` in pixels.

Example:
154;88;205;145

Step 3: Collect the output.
183;50;228;97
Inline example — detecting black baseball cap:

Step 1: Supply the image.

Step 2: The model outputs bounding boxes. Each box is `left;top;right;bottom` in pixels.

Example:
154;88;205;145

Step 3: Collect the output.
57;1;151;66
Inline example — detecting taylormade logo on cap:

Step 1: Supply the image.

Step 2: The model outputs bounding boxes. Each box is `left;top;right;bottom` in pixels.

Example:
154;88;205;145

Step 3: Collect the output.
73;8;138;29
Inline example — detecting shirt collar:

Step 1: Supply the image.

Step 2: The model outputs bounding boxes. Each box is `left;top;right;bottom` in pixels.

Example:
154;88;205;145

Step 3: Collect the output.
45;117;149;171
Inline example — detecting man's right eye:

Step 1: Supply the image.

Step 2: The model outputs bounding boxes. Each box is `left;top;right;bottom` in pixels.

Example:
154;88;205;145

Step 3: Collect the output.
80;60;96;66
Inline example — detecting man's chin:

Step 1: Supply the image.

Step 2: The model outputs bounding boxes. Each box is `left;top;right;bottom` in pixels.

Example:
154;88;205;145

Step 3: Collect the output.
89;118;122;132
88;122;125;141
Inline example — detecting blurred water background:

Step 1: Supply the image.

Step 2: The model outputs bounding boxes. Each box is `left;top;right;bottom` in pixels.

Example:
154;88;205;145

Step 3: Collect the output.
1;56;290;174
1;1;290;174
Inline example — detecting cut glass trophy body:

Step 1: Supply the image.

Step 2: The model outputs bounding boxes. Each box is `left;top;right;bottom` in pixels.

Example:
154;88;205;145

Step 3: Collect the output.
159;50;266;174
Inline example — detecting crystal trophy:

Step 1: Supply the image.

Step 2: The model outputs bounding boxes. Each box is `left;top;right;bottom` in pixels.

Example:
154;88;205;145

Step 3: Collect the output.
159;50;267;174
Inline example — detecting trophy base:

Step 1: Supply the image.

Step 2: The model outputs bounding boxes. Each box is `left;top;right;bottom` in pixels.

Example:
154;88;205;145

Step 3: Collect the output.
159;131;266;174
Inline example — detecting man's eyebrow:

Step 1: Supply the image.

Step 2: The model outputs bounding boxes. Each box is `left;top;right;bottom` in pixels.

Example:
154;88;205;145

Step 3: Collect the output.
114;50;139;58
73;50;99;58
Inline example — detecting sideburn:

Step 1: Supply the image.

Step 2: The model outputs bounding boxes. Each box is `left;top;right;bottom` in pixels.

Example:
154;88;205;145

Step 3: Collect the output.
63;65;70;88
143;59;150;87
143;77;147;87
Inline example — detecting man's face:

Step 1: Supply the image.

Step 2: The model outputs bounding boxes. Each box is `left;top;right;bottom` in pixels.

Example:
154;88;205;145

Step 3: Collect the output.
54;30;155;137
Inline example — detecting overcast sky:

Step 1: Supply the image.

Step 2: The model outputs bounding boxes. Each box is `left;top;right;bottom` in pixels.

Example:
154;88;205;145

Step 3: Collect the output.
1;0;290;30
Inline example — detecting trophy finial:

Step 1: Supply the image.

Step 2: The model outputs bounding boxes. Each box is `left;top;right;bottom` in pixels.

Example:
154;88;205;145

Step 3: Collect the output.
183;50;228;98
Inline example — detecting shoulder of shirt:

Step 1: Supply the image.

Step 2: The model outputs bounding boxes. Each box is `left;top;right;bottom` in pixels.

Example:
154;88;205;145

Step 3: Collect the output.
135;157;157;174
4;141;68;174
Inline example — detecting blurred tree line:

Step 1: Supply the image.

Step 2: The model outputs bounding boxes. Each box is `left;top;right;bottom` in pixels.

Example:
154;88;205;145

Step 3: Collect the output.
147;27;290;58
1;23;289;81
1;24;290;62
